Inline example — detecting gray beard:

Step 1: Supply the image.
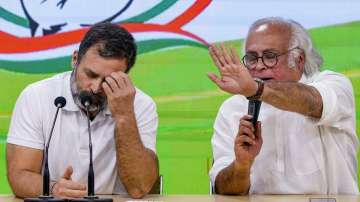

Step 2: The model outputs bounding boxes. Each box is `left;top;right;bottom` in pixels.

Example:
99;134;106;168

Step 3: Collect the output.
70;70;107;113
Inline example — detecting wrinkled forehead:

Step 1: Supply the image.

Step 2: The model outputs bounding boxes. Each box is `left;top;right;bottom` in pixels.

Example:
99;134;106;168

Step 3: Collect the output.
245;22;292;52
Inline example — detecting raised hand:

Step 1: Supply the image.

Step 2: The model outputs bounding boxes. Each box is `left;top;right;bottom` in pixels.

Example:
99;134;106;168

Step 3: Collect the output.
207;43;258;97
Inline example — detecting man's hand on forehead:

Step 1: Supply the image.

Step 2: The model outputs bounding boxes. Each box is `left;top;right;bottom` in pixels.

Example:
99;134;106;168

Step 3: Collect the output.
102;71;136;119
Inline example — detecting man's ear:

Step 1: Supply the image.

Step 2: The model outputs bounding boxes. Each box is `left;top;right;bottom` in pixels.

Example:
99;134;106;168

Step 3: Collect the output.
296;50;305;73
71;50;79;69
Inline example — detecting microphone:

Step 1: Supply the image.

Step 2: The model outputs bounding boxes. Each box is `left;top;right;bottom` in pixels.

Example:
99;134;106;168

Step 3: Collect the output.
80;91;95;197
72;92;112;202
247;100;262;127
24;96;67;202
79;91;92;108
54;96;67;108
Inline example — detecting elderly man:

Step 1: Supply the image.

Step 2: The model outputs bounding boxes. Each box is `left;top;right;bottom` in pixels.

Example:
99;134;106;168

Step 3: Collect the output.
208;17;358;195
6;22;158;199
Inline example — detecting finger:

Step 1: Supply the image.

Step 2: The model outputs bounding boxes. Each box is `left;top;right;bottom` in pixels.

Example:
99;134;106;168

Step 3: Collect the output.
62;166;73;180
255;121;262;143
236;135;255;145
220;43;233;65
102;81;113;96
209;45;225;70
239;125;255;140
240;115;253;121
209;46;222;67
210;44;227;67
59;188;87;199
230;46;242;65
207;72;224;89
123;74;132;87
116;72;133;88
111;72;136;97
240;118;255;132
63;180;87;190
109;72;127;88
105;76;120;92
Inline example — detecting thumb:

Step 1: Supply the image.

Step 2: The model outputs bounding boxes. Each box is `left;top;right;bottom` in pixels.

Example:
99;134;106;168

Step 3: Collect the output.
255;121;262;143
62;166;73;180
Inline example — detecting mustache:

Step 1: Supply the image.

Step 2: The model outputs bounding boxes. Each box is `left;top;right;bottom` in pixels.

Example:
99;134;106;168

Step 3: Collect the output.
76;90;107;112
70;70;107;112
88;91;106;105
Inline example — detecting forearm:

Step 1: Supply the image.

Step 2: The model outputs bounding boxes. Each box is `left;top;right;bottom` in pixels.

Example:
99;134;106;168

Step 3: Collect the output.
215;161;251;195
8;170;42;198
261;81;323;118
114;113;158;198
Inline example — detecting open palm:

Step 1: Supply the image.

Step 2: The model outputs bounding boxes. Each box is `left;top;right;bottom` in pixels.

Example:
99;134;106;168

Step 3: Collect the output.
207;43;257;97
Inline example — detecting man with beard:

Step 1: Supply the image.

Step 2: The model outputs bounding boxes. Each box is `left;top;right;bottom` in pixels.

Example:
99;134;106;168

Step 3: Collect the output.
208;17;358;194
6;23;159;199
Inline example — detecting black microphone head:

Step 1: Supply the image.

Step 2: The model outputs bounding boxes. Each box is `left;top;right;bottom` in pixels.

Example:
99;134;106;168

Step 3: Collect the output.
248;99;262;126
79;91;92;107
54;96;67;108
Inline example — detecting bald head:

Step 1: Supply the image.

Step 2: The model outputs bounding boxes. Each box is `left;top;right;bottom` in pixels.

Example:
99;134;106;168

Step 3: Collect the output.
243;17;323;76
251;18;292;34
245;21;292;56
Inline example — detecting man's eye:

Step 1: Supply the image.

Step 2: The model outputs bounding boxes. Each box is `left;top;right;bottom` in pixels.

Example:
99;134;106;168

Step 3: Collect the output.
86;71;98;78
263;53;277;59
246;54;258;61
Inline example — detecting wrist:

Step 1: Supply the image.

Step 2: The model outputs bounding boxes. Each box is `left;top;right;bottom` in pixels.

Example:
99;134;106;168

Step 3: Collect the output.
233;160;252;173
247;78;264;100
114;110;135;124
112;106;135;120
232;161;251;180
50;180;58;196
246;80;259;97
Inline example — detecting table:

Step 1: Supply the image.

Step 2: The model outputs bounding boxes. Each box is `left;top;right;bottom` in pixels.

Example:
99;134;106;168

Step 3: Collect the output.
0;195;359;202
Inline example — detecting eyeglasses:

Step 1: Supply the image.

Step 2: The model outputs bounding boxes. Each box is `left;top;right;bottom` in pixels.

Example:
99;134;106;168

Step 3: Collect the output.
242;47;300;70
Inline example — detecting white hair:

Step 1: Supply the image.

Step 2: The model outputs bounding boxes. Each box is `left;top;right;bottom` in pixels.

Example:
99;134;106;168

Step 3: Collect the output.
242;17;323;76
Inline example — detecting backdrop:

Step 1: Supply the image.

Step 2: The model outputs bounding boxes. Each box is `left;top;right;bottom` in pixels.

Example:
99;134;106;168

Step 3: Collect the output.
1;0;359;194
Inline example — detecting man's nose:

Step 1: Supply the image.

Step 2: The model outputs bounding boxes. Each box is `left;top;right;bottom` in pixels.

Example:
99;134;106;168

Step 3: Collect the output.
255;58;267;71
90;78;103;94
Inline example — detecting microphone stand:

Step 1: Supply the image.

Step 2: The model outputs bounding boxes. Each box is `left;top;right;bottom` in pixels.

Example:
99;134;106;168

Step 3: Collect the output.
24;97;67;202
71;98;112;202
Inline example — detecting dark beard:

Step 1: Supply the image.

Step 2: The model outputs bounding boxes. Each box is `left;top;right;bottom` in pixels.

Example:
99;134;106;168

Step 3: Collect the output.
70;70;107;113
